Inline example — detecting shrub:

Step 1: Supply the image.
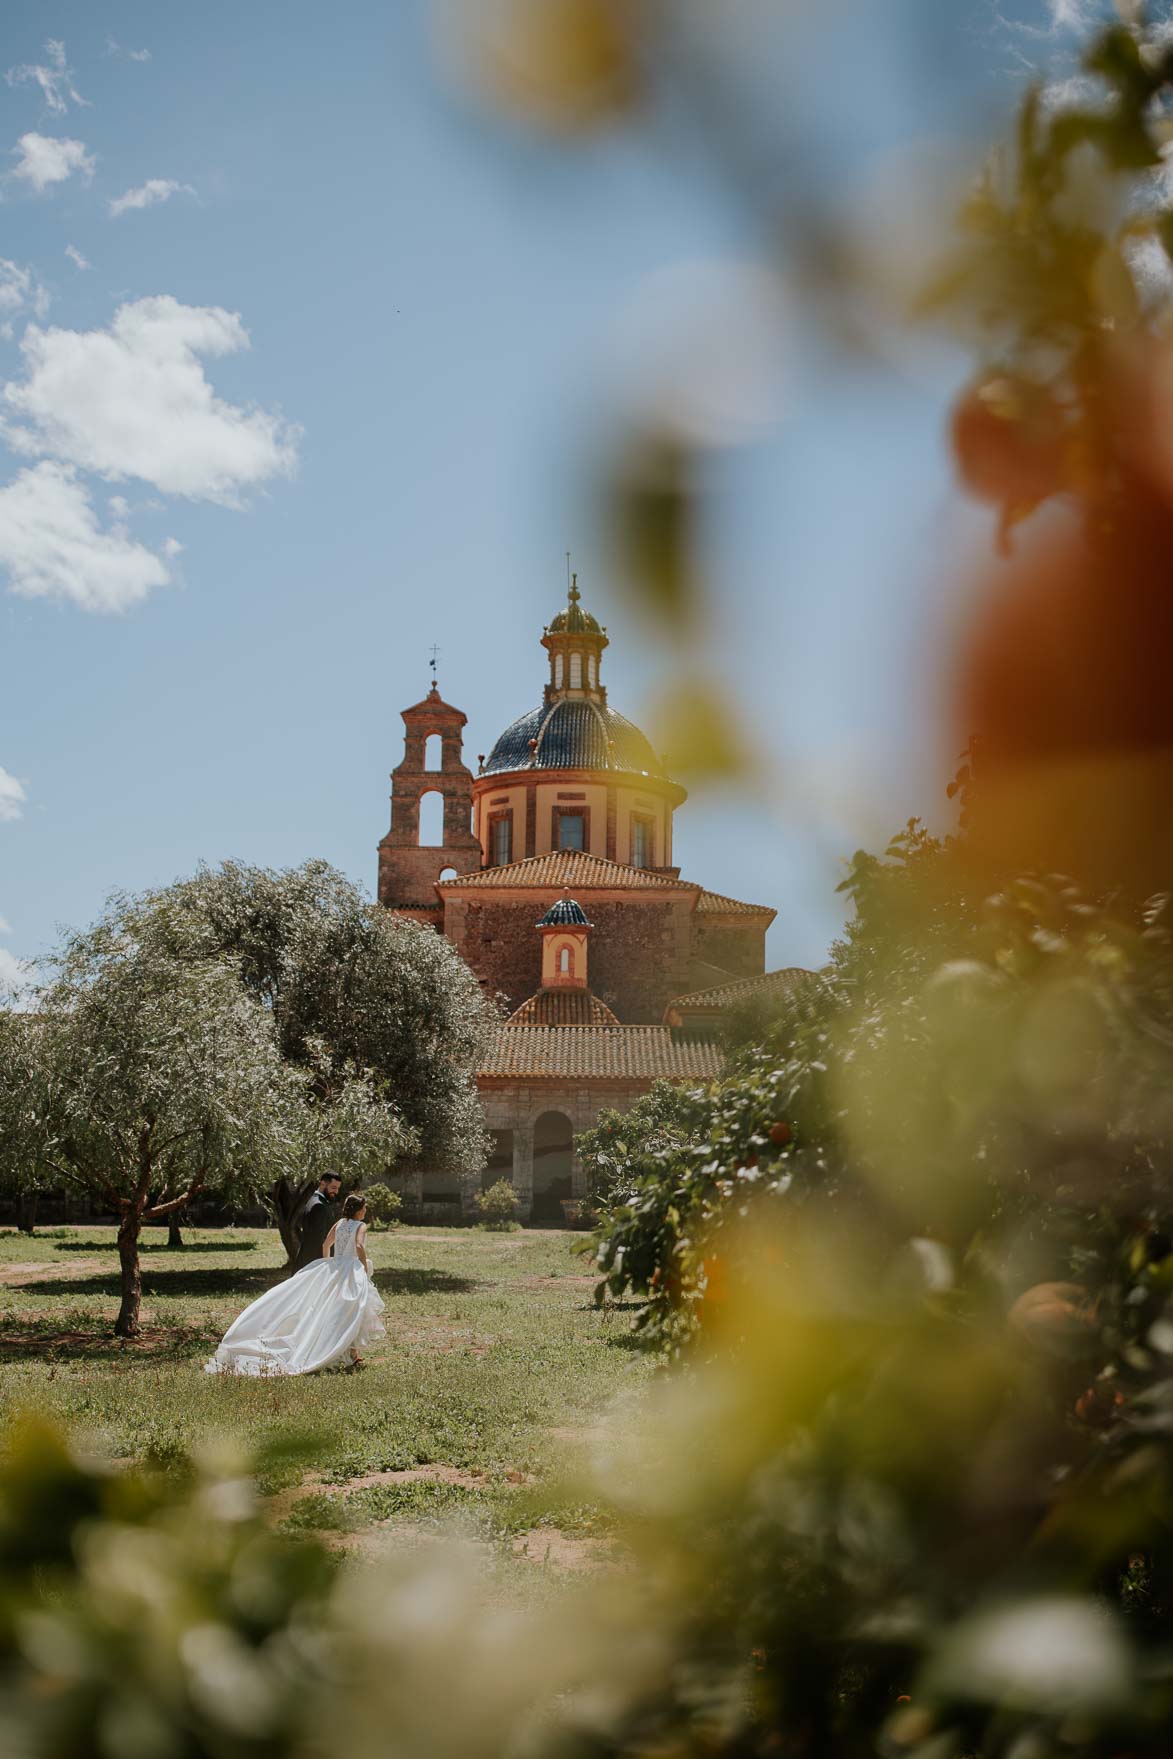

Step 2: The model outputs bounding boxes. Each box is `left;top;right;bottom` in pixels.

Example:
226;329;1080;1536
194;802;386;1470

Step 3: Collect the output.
361;1181;402;1229
476;1177;518;1229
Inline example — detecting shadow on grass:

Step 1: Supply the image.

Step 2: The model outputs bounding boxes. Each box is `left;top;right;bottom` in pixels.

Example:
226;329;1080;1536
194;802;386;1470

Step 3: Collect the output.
0;1320;218;1362
372;1267;480;1296
13;1267;279;1299
52;1239;260;1256
14;1265;481;1301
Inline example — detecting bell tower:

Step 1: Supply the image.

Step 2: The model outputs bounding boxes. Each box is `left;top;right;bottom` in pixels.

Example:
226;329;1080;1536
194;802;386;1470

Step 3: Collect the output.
378;682;482;924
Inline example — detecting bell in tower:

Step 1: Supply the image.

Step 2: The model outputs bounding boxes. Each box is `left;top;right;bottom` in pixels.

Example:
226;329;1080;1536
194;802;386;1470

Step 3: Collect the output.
378;680;482;925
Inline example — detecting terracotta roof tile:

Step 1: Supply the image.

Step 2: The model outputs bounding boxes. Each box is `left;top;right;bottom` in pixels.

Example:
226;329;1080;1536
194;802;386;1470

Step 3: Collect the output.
665;967;816;1017
507;989;620;1026
479;1025;723;1081
695;888;777;918
441;850;688;892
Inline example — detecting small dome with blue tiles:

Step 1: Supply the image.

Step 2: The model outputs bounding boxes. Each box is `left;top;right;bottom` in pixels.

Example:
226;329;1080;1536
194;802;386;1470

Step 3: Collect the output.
536;897;592;928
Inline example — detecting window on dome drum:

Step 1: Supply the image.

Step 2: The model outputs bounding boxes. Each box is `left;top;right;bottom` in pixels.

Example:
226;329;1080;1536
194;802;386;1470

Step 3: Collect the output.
558;812;585;851
631;814;654;869
554;654;564;687
570;652;582;688
558;946;572;975
490;813;512;867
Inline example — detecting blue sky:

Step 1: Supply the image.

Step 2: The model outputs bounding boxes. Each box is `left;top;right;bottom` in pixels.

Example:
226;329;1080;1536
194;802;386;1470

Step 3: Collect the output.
0;2;1079;986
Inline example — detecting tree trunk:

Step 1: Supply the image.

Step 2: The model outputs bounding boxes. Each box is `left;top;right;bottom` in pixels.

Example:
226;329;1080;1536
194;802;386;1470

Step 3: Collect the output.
167;1201;187;1249
17;1191;38;1235
115;1209;143;1338
269;1175;316;1273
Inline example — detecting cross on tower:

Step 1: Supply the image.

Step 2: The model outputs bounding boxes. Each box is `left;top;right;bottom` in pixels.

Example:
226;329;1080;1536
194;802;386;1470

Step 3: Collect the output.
428;644;440;687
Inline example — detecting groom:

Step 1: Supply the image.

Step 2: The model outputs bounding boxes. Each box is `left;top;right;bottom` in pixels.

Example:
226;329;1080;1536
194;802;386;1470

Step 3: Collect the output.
293;1170;342;1273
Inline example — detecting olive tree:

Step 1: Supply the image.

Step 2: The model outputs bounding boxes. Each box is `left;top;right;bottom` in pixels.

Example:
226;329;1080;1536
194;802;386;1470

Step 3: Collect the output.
0;896;411;1336
142;860;492;1260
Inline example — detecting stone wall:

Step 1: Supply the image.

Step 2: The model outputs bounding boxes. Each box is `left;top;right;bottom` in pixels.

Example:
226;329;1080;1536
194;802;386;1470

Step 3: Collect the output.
445;895;695;1021
689;915;769;984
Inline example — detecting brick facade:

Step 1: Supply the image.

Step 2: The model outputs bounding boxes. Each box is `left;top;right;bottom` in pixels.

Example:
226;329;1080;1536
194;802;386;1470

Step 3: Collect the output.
690;913;770;985
441;890;697;1021
376;591;781;1221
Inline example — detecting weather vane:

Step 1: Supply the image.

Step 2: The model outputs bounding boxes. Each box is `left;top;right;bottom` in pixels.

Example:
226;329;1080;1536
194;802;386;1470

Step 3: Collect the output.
428;643;440;685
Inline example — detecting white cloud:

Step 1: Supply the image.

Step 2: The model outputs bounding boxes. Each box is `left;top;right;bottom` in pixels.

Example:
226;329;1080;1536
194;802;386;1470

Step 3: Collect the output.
109;178;195;219
1048;0;1094;28
0;461;174;612
65;244;90;271
1;296;299;503
6;40;87;114
0;944;33;998
106;39;152;63
0;767;27;822
0;260;49;339
11;133;95;193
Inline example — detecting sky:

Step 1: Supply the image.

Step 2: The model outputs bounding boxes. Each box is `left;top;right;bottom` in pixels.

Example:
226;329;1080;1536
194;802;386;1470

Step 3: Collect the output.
0;1;1089;989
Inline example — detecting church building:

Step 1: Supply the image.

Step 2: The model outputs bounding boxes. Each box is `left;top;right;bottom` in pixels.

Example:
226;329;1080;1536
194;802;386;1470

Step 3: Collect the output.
378;578;800;1221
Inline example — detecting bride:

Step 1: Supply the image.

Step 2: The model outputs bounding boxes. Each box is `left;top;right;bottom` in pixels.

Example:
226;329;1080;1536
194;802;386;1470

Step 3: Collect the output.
205;1192;385;1376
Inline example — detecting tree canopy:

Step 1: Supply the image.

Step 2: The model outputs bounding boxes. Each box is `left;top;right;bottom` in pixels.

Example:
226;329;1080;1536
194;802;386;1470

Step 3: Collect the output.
0;860;493;1328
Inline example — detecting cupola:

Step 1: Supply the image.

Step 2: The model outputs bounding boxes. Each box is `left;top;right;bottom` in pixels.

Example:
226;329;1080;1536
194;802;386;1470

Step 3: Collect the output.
537;895;592;990
541;575;608;705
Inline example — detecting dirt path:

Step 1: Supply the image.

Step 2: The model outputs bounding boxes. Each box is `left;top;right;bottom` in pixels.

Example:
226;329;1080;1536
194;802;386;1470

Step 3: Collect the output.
0;1256;108;1287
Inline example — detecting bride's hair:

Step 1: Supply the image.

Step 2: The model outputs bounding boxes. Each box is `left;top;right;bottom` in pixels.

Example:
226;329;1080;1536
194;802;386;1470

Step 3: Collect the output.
342;1192;366;1220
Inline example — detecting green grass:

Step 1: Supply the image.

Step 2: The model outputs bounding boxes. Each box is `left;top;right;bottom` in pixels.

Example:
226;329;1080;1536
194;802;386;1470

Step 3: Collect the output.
0;1223;651;1561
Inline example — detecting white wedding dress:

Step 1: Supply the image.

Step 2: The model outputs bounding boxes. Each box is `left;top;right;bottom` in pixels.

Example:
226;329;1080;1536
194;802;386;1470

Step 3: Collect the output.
205;1218;386;1376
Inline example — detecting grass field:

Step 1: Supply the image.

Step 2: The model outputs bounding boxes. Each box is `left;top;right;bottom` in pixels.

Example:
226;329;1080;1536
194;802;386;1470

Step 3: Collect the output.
0;1222;652;1574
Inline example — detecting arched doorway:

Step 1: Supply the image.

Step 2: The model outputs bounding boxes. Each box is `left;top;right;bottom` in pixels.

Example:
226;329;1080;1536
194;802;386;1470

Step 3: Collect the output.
532;1110;573;1223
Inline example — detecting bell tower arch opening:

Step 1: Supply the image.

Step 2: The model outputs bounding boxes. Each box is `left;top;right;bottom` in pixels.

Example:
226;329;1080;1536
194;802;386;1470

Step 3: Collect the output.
418;789;444;846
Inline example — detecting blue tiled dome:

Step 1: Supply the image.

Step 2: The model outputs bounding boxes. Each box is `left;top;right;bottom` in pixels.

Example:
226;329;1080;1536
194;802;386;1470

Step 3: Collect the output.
536;897;592;928
483;699;663;778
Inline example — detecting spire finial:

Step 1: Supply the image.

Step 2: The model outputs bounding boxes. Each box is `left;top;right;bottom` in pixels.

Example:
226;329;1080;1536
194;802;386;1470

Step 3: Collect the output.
569;571;580;606
428;643;440;692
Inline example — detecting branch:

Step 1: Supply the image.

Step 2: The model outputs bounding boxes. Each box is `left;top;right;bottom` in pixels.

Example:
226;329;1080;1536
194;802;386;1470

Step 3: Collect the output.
144;1175;204;1220
151;1123;200;1159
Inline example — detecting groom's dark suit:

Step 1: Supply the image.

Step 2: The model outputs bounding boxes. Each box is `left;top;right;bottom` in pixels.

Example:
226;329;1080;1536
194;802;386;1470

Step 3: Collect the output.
293;1189;337;1273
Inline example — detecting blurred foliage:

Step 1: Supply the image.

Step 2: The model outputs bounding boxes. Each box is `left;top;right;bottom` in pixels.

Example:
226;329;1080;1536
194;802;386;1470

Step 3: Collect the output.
927;16;1173;542
575;788;1173;1750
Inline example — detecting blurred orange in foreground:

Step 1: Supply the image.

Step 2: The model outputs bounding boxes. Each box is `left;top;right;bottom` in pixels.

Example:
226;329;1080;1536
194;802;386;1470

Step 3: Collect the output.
954;346;1173;893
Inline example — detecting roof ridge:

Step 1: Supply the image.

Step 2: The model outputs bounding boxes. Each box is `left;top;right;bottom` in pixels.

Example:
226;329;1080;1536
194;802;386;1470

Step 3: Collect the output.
441;849;692;889
696;887;777;916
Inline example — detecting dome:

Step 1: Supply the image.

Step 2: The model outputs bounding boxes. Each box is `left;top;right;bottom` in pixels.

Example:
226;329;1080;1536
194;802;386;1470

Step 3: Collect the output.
546;574;603;637
483;698;664;778
547;600;602;636
536;897;592;928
